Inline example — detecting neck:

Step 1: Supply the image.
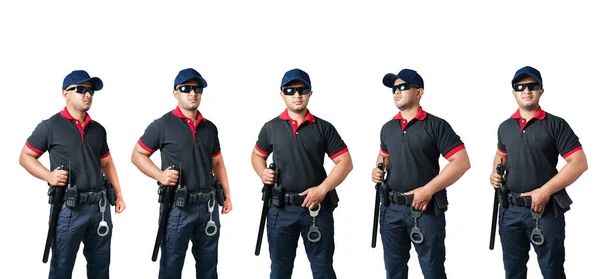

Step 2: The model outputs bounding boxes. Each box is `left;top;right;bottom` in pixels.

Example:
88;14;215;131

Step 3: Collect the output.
519;105;538;121
399;105;420;121
179;106;198;123
66;105;86;123
287;108;307;124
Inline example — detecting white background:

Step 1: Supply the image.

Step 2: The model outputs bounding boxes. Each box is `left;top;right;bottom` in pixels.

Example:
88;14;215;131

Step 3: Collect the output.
0;1;597;278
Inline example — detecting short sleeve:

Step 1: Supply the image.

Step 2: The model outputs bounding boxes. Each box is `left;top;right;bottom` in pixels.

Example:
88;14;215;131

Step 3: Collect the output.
211;125;221;157
138;120;161;153
322;122;348;160
553;118;582;158
100;126;110;158
255;124;272;155
380;125;389;154
435;119;464;159
497;125;507;154
25;120;49;155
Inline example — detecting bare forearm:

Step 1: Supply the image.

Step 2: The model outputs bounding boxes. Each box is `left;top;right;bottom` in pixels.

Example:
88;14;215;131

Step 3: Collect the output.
251;153;267;178
542;157;588;195
320;159;353;192
213;158;231;199
102;157;123;198
424;153;470;193
131;152;162;181
19;154;50;183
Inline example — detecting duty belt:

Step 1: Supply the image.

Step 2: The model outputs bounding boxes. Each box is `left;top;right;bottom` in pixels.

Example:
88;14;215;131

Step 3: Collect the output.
283;193;305;206
170;190;215;207
389;192;414;205
77;190;107;204
507;192;532;207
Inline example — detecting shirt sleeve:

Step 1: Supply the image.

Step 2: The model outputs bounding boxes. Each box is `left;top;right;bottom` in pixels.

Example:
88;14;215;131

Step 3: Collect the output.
553;118;582;158
322;121;348;160
435;119;465;159
212;125;221;157
380;124;389;155
25;120;49;155
255;124;272;156
497;124;507;154
100;126;110;159
138;120;161;154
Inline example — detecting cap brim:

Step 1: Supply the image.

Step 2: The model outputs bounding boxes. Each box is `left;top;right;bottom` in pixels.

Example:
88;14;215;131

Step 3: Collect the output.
382;73;399;88
281;78;311;88
512;73;542;86
72;77;103;91
180;76;208;88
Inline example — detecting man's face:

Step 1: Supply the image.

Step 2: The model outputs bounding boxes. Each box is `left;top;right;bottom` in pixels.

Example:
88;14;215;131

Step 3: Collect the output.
392;79;422;110
174;79;203;111
63;81;94;112
280;80;312;113
512;76;544;110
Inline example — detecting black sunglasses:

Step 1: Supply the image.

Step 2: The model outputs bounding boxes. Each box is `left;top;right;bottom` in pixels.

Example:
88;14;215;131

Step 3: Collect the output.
177;85;204;94
66;86;95;96
281;87;311;96
392;83;419;94
513;83;542;92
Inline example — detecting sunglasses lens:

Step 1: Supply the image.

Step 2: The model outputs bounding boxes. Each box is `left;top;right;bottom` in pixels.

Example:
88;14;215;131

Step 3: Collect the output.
178;86;191;93
283;88;296;95
194;87;203;94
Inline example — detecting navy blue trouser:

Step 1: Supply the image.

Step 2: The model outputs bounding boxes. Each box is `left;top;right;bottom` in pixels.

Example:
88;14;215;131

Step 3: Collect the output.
379;203;447;279
267;204;336;279
49;202;113;279
158;203;220;279
499;204;566;279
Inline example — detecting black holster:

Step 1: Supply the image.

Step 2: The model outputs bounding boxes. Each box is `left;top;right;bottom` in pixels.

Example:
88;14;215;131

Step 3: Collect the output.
157;184;166;204
47;186;57;204
326;189;340;211
379;182;391;206
105;179;117;206
432;190;449;216
271;185;284;208
551;189;572;216
215;180;226;206
498;185;510;209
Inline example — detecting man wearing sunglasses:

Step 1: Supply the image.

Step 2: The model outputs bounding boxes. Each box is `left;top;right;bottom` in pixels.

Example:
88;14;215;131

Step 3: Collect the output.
372;69;471;279
19;70;126;279
251;68;353;279
131;68;232;279
490;66;588;278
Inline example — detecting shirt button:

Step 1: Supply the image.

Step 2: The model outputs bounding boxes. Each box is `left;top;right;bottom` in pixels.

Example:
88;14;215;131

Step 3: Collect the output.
521;119;525;122
523;130;526;133
403;131;406;134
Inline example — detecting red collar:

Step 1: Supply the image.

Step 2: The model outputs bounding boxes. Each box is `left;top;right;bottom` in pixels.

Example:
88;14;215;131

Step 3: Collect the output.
393;106;427;120
510;106;546;120
172;106;205;122
279;109;316;123
60;107;93;124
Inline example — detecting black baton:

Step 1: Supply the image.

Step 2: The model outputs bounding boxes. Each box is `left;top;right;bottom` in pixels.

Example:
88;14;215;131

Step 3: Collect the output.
255;163;276;256
152;164;179;262
489;158;504;250
43;164;68;263
372;160;385;248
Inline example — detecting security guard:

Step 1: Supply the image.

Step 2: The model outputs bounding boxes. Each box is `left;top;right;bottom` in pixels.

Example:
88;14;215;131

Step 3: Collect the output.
251;68;353;279
372;69;471;279
19;70;126;279
490;66;588;279
131;68;233;279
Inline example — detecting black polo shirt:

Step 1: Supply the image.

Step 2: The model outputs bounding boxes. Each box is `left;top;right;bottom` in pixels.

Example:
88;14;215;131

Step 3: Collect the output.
380;107;465;193
255;109;348;193
138;106;221;192
25;107;110;192
497;107;582;193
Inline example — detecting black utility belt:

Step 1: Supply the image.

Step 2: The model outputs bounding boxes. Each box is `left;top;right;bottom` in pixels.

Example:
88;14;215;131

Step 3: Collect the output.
502;189;573;217
158;184;225;207
48;185;116;208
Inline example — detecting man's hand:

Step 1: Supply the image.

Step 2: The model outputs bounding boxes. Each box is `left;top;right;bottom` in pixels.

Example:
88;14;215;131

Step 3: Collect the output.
299;185;328;209
115;197;126;214
158;169;179;186
372;167;384;183
490;172;505;189
404;186;434;211
261;168;275;185
222;198;232;214
521;188;551;213
46;167;68;186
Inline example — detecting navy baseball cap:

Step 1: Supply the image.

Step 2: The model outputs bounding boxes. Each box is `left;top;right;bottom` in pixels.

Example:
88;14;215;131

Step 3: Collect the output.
174;68;208;89
382;69;424;89
280;68;311;88
62;70;103;91
511;66;542;87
